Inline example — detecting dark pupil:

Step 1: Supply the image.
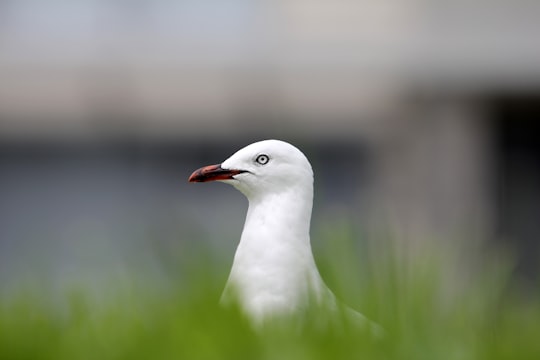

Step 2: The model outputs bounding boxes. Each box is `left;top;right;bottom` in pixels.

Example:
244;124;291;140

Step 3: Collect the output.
257;155;268;164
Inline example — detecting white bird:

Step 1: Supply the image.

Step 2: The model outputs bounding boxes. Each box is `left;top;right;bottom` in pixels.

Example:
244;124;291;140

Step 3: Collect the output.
189;139;379;331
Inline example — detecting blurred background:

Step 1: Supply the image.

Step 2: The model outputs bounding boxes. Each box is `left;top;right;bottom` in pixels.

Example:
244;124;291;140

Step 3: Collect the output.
0;0;539;295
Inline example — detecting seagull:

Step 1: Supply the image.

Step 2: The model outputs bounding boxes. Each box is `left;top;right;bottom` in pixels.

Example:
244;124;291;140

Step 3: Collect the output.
189;139;380;331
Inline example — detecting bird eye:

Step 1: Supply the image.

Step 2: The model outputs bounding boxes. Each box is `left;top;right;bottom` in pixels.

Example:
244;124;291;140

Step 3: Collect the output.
255;154;270;165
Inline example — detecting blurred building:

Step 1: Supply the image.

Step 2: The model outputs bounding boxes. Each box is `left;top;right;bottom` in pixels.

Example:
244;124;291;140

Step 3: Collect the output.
0;1;539;289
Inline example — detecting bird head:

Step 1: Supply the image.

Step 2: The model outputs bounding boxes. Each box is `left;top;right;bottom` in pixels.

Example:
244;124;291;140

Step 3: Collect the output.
188;140;313;199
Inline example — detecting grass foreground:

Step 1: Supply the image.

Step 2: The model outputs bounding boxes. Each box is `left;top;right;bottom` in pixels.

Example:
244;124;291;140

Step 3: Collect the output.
1;226;539;360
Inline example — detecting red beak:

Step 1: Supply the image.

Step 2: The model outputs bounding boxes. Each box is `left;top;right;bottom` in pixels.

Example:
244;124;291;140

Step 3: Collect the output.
188;164;246;183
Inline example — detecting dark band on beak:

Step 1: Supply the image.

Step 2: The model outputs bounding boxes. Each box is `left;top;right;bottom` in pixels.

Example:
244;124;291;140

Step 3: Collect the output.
188;164;246;183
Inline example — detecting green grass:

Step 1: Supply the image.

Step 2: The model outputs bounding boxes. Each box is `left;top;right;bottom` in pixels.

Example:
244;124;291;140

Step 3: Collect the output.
1;225;539;360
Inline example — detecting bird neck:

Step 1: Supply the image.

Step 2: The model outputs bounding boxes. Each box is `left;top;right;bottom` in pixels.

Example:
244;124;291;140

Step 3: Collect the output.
223;185;324;320
244;186;313;247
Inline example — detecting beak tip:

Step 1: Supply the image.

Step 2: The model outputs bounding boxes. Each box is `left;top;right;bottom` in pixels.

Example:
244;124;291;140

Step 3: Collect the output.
188;164;225;183
188;169;204;182
188;163;244;183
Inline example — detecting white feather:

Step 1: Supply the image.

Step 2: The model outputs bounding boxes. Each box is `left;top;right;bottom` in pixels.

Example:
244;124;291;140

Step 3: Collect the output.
191;140;382;334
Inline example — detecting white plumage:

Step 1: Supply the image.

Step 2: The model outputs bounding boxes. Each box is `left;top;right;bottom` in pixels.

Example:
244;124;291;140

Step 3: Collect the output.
189;140;379;331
